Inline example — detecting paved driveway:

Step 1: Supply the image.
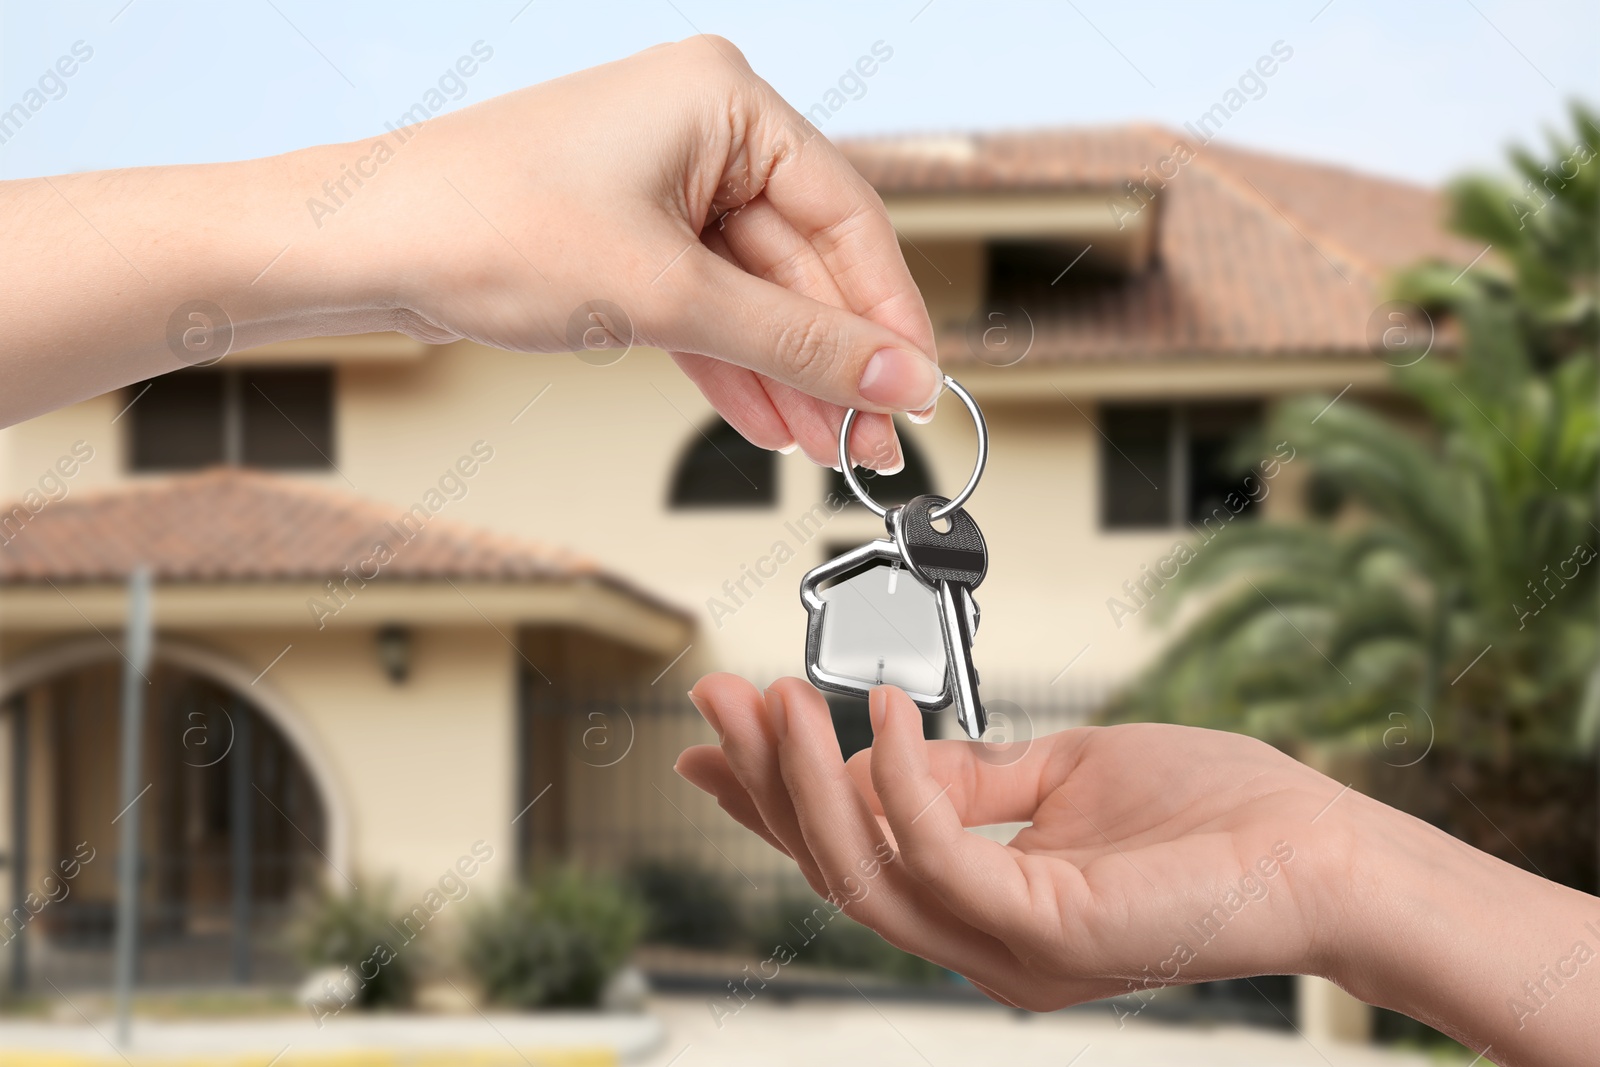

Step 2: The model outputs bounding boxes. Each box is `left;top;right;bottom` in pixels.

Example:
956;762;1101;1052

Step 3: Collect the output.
637;994;1461;1067
0;992;1466;1066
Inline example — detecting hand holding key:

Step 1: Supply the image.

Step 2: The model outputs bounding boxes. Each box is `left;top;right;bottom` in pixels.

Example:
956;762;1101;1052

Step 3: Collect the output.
677;675;1600;1063
1;36;938;459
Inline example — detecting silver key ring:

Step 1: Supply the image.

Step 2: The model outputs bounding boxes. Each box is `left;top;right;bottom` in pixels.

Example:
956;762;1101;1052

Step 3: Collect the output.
838;374;987;522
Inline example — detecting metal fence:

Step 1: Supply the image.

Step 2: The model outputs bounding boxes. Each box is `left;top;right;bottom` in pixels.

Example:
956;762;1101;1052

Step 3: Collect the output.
4;670;1111;998
508;672;1303;1024
514;669;1110;911
3;673;327;995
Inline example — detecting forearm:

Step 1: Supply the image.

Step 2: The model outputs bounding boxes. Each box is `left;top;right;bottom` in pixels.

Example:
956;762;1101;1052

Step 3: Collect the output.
0;147;395;426
2;40;941;470
1334;794;1600;1065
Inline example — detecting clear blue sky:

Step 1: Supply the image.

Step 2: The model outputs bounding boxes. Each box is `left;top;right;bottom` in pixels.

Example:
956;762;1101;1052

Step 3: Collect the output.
1;0;1594;185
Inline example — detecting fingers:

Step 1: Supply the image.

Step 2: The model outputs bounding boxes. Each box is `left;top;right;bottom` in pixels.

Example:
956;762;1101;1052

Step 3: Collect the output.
848;412;901;472
670;350;898;476
764;677;1031;984
865;686;1046;946
674;744;791;858
756;365;901;473
667;351;795;452
688;674;1037;994
681;217;897;470
675;226;796;454
764;678;903;908
751;118;938;360
687;674;831;899
844;726;1078;829
713;197;902;472
656;245;942;416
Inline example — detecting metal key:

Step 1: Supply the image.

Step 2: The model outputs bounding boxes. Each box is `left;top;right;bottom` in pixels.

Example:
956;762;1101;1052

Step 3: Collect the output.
803;373;993;739
894;494;988;739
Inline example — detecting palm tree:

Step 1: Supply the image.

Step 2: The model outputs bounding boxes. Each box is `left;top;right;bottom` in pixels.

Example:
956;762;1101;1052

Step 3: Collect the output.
1398;102;1596;367
1122;104;1600;759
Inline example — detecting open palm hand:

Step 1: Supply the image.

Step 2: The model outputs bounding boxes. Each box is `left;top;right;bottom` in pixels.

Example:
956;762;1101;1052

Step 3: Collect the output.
676;675;1356;1011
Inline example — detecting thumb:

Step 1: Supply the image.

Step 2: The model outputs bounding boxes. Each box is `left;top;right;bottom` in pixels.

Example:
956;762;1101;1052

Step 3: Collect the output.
654;246;944;415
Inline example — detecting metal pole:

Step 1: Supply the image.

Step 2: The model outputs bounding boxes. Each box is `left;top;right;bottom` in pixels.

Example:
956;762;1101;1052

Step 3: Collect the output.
229;698;252;984
7;698;28;994
1169;403;1190;529
514;665;530;873
112;567;152;1046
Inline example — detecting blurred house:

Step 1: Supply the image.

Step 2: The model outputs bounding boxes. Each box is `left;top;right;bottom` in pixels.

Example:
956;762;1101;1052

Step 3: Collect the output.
0;125;1479;991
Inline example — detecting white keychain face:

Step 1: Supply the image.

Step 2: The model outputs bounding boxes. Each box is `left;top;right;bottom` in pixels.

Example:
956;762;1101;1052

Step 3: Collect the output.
817;556;947;695
800;539;950;708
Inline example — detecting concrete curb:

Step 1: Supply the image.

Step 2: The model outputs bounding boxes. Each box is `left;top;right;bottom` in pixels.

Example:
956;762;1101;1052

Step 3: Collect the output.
0;1012;664;1067
0;1052;614;1067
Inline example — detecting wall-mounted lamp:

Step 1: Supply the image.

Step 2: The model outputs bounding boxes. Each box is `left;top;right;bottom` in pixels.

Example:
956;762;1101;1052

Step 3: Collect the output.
375;625;412;685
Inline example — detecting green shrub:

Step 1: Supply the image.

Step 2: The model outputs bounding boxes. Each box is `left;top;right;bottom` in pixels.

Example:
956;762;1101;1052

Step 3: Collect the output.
462;867;645;1008
294;880;415;1009
752;892;947;984
626;856;743;949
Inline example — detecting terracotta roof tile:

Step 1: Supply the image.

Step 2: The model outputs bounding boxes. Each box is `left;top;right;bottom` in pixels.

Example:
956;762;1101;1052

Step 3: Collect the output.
840;126;1482;362
0;468;598;587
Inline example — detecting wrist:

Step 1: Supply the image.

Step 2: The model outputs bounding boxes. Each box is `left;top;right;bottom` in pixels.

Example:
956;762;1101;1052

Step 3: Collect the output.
121;143;406;362
1323;792;1598;1062
231;142;408;340
287;124;522;348
1319;796;1471;1011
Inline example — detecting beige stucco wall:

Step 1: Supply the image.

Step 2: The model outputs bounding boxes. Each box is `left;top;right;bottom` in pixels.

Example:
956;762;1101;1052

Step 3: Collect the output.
197;626;520;893
318;341;1171;685
0;345;1373;693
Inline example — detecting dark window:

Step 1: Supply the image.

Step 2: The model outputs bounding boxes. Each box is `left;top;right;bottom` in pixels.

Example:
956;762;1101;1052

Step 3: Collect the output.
1186;402;1263;524
127;367;334;472
980;240;1125;369
128;372;227;471
243;369;335;468
668;418;776;508
1100;401;1263;529
986;239;1100;292
1100;405;1172;528
827;419;934;509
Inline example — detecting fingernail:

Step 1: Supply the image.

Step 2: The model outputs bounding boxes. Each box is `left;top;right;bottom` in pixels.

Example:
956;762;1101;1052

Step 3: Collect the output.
776;441;799;454
859;348;941;411
687;690;722;739
869;688;888;733
907;402;937;424
875;454;905;475
765;687;788;741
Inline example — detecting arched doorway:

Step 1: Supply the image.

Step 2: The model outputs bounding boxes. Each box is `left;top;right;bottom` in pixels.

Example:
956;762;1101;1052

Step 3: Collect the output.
5;657;329;988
